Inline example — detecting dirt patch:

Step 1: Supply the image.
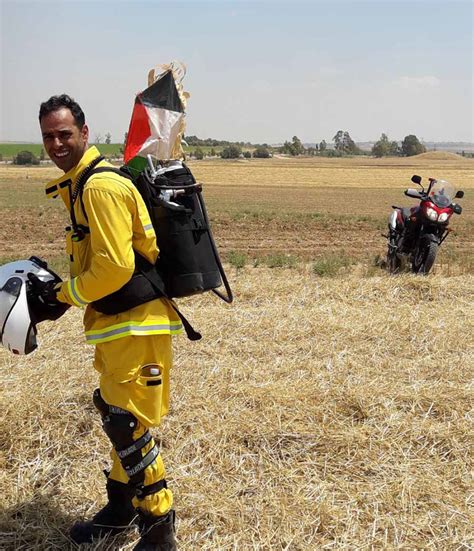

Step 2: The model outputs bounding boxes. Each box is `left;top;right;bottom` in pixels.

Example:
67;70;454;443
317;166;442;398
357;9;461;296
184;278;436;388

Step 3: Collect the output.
1;159;472;270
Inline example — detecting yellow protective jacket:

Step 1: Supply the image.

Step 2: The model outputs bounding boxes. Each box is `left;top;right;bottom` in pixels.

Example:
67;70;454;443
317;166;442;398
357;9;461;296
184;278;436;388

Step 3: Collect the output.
45;146;182;344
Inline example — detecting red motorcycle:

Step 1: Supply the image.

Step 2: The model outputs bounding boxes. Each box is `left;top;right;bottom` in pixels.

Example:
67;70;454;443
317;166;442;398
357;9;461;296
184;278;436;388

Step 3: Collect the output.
386;175;464;274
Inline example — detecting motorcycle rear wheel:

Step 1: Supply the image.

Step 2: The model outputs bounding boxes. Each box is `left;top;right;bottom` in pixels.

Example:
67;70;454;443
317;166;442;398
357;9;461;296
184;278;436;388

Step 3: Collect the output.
412;240;438;274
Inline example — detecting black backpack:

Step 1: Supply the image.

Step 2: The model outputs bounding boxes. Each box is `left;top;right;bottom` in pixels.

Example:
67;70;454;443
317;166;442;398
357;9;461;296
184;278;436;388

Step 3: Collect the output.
69;155;233;340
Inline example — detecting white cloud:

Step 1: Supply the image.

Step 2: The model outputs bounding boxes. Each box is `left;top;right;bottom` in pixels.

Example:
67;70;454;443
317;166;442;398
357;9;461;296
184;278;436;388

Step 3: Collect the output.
395;76;441;90
319;66;344;78
250;79;272;93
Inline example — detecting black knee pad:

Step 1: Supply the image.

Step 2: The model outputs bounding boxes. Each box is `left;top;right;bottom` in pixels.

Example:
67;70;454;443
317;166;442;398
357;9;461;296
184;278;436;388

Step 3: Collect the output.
93;389;138;449
92;388;109;417
103;411;138;450
103;410;153;486
92;389;160;490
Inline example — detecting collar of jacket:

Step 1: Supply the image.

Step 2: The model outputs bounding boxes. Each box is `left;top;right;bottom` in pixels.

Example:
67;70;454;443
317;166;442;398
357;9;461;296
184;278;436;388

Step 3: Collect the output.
44;146;102;199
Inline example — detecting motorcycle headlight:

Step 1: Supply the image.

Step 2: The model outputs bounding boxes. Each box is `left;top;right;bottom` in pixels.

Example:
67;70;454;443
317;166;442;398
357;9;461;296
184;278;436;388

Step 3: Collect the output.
438;212;449;223
426;207;438;221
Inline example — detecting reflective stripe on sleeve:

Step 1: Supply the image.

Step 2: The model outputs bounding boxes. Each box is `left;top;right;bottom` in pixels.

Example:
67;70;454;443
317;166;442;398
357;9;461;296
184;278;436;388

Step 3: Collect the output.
67;278;89;307
85;320;183;344
143;223;154;232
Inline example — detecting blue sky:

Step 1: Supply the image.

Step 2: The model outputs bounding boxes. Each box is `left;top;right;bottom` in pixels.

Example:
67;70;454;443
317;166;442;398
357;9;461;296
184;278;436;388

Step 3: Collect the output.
1;0;472;143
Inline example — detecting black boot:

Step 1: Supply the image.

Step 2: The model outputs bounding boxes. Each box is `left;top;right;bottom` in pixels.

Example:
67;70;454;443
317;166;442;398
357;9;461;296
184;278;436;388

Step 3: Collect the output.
70;478;136;544
133;510;177;550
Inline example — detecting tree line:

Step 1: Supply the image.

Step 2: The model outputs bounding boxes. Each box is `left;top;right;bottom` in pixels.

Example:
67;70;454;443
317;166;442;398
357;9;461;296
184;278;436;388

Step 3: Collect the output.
279;132;426;158
2;131;451;165
185;132;428;159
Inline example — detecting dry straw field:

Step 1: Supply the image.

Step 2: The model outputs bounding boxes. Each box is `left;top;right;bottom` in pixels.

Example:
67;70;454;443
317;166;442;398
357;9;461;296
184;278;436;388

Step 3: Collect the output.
0;154;473;550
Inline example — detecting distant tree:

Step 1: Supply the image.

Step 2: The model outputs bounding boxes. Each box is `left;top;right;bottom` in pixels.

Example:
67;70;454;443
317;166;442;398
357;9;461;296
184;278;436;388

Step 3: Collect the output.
221;144;242;159
388;140;400;156
291;135;305;155
39;148;45;161
105;132;112;145
372;133;400;157
281;136;305;156
184;135;198;145
253;146;270;158
209;148;216;157
243;151;252;158
343;131;359;154
14;150;39;165
94;133;102;144
194;147;204;160
372;135;388;158
120;132;129;155
319;140;327;152
333;130;359;154
333;130;344;152
401;134;426;156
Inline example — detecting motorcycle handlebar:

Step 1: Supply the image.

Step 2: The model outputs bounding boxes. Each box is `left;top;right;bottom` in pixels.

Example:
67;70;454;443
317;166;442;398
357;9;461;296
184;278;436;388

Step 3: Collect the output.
404;188;423;199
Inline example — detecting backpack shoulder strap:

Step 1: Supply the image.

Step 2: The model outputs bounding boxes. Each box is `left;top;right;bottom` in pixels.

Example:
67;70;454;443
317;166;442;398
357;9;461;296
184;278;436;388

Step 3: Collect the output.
78;166;133;222
76;165;202;341
86;166;133;179
68;155;105;238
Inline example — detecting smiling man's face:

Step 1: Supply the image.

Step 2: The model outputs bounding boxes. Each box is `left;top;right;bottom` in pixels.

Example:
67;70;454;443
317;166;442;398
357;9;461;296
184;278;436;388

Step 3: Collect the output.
40;107;89;172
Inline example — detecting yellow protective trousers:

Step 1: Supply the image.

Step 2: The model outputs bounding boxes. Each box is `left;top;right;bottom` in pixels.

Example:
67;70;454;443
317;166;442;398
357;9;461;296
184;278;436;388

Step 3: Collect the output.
93;334;174;517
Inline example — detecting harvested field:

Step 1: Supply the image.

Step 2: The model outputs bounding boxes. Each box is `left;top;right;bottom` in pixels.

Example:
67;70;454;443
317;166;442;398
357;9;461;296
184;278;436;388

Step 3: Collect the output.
0;156;473;269
0;156;473;549
0;270;473;549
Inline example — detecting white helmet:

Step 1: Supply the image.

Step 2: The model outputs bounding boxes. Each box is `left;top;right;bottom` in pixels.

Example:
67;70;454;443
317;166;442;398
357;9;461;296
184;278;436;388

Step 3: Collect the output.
0;256;60;355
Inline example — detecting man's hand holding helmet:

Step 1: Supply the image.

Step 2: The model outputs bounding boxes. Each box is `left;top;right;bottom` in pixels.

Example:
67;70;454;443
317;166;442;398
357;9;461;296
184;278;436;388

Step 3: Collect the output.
27;272;70;322
0;257;70;355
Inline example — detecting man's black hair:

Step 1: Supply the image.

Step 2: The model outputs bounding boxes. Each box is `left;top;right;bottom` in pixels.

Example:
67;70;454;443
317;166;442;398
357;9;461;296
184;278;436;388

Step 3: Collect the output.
39;94;85;129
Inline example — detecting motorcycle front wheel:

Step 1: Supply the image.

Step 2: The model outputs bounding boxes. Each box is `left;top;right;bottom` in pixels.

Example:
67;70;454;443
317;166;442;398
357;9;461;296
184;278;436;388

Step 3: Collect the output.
412;240;438;274
387;247;402;274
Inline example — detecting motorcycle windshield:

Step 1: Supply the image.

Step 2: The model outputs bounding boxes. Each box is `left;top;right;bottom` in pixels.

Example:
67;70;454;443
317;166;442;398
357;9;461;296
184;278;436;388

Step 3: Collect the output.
428;180;455;208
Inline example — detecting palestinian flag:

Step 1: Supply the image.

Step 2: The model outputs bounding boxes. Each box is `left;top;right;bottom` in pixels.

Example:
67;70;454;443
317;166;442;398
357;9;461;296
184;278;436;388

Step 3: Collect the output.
124;68;186;166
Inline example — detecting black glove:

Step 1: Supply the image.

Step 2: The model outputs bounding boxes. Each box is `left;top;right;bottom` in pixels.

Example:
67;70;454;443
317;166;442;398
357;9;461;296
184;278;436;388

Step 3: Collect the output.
27;273;70;322
28;273;60;305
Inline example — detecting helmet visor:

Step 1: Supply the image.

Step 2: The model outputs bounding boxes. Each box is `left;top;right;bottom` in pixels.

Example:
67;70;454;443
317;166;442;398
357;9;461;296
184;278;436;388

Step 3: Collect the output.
0;277;22;335
24;324;38;355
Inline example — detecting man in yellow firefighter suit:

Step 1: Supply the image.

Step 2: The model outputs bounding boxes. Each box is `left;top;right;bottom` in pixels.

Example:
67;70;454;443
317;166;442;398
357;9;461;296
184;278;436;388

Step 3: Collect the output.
36;94;181;550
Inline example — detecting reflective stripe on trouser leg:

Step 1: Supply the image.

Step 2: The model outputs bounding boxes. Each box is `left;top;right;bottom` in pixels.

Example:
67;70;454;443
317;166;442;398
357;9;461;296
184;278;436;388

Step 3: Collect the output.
93;389;173;517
